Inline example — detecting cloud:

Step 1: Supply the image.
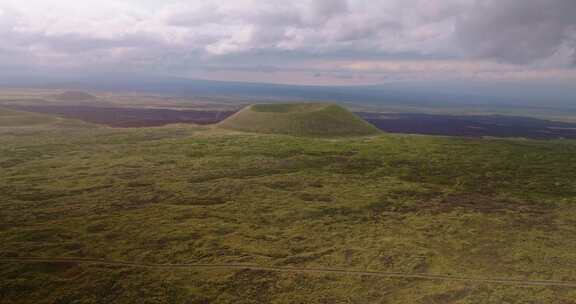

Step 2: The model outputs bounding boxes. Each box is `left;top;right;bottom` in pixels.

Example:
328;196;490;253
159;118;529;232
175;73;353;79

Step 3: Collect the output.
0;0;575;84
0;0;457;56
307;0;349;22
456;0;576;65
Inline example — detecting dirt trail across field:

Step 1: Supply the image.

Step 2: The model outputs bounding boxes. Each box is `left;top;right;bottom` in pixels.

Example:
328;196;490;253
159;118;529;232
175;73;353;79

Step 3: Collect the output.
2;257;576;288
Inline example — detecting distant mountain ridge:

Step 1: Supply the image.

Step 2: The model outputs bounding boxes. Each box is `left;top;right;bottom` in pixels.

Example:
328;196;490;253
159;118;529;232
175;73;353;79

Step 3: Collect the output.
2;73;575;114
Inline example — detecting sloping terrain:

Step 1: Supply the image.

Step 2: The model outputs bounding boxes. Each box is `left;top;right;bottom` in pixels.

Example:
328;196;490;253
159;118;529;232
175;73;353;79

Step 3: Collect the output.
219;103;380;137
0;108;58;127
1;112;576;303
0;108;94;129
2;105;235;127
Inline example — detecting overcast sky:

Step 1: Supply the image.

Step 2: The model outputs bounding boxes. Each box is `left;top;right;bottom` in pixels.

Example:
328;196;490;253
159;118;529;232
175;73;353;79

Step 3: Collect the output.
0;0;575;85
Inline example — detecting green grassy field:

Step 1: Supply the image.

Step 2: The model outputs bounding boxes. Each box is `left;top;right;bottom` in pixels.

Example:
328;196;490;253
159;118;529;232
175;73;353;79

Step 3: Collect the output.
2;109;576;303
219;103;381;137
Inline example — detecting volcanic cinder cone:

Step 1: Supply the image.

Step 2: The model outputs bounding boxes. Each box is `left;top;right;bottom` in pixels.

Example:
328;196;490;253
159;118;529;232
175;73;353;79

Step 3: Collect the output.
219;103;380;137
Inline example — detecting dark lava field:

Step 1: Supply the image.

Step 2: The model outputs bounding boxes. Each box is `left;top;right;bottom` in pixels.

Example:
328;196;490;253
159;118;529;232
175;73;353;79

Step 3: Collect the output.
7;104;576;139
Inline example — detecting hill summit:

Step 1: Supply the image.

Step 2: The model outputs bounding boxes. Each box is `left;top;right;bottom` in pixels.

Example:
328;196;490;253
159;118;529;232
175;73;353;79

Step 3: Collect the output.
219;103;380;137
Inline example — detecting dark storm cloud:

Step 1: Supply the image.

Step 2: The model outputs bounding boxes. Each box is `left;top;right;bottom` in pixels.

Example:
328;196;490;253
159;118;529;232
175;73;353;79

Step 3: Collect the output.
309;0;349;21
456;0;576;65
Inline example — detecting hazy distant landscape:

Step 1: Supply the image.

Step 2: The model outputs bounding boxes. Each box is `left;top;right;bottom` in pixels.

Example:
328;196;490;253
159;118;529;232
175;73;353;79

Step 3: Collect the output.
3;76;576;121
2;89;576;139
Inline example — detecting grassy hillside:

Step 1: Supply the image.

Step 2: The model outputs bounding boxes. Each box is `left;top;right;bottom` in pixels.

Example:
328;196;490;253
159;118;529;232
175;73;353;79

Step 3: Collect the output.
0;108;61;127
0;107;95;129
219;103;381;137
1;113;576;303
